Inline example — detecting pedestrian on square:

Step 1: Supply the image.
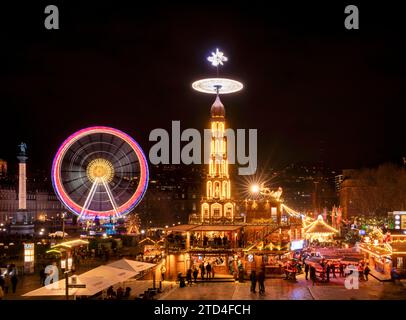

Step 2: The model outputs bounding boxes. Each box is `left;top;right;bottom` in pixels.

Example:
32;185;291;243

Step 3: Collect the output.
3;273;10;294
200;263;205;280
257;269;265;295
116;287;124;300
250;270;257;293
339;263;344;277
283;264;290;280
310;266;316;286
205;262;212;280
332;263;336;278
160;264;167;281
107;286;116;299
364;264;370;281
305;263;310;280
39;265;46;286
193;268;198;283
326;263;331;282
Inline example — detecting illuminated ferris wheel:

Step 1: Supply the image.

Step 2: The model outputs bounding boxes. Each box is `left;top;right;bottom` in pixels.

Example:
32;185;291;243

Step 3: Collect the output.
51;126;149;220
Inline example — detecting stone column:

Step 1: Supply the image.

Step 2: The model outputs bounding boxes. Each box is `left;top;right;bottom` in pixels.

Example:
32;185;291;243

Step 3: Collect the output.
17;153;28;223
18;160;27;210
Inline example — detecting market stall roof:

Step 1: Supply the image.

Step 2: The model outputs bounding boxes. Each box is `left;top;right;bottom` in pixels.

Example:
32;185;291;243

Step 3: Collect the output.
358;243;392;258
139;237;161;246
166;224;243;232
108;259;156;273
51;239;89;249
166;224;197;232
190;225;243;232
304;216;338;235
23;265;137;297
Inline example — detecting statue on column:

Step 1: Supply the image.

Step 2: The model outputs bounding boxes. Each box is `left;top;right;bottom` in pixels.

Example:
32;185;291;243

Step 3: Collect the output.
18;142;27;156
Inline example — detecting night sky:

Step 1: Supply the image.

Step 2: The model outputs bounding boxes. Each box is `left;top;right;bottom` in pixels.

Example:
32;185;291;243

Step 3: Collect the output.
0;2;405;175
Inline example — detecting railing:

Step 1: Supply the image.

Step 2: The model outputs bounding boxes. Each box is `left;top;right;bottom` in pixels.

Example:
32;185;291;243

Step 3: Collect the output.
188;216;245;224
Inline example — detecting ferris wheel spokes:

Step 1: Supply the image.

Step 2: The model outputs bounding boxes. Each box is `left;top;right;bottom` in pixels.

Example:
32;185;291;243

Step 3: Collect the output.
101;178;119;218
52;127;149;220
78;178;99;221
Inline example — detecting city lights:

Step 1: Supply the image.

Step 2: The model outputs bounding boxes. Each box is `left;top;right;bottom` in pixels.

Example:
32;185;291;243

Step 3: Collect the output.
250;184;260;194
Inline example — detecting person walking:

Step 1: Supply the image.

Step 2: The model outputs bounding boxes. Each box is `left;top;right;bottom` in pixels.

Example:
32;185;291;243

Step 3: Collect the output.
206;262;212;280
3;273;10;294
304;263;310;280
200;263;205;280
364;264;370;281
193;267;198;283
257;269;265;295
339;263;344;277
332;263;336;278
326;263;331;282
160;264;167;281
250;270;257;293
10;269;18;294
39;266;46;286
310;266;316;286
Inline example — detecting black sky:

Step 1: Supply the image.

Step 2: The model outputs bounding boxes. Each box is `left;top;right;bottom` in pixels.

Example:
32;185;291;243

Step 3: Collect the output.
0;2;405;174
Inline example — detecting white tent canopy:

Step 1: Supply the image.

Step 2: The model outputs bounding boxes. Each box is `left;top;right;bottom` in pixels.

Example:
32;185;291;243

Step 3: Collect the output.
108;259;155;273
23;259;155;297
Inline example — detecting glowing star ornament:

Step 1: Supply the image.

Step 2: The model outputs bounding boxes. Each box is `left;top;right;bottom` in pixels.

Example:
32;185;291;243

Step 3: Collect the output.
193;49;243;95
207;48;228;67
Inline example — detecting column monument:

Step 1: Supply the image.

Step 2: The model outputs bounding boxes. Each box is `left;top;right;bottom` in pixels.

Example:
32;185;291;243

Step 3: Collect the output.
10;142;34;235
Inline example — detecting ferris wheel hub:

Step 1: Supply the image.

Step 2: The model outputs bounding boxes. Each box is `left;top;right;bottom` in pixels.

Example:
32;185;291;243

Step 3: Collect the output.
86;158;115;183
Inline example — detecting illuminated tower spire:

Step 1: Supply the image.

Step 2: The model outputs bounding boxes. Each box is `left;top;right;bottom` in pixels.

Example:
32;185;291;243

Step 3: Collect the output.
192;49;243;223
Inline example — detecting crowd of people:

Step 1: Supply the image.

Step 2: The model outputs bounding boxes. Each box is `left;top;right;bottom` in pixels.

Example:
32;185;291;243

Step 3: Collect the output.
105;285;132;300
176;261;217;288
0;264;19;299
166;233;231;248
302;258;371;286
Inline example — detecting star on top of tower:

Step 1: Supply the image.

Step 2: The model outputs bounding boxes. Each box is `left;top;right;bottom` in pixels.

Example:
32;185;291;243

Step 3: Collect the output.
207;48;228;67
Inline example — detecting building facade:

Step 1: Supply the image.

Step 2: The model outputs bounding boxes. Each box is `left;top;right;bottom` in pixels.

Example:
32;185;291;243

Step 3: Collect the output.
0;184;64;223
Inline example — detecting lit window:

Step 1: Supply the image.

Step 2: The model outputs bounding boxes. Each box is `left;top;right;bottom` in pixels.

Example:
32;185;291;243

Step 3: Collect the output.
397;257;404;269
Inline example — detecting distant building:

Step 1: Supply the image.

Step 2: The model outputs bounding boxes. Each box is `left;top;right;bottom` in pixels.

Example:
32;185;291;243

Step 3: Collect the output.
137;164;202;226
334;174;344;193
339;169;363;219
339;165;406;219
0;159;7;177
276;162;337;213
0;180;64;223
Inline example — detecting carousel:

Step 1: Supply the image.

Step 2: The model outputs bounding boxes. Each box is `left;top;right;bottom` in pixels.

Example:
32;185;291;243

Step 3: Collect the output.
304;215;339;243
